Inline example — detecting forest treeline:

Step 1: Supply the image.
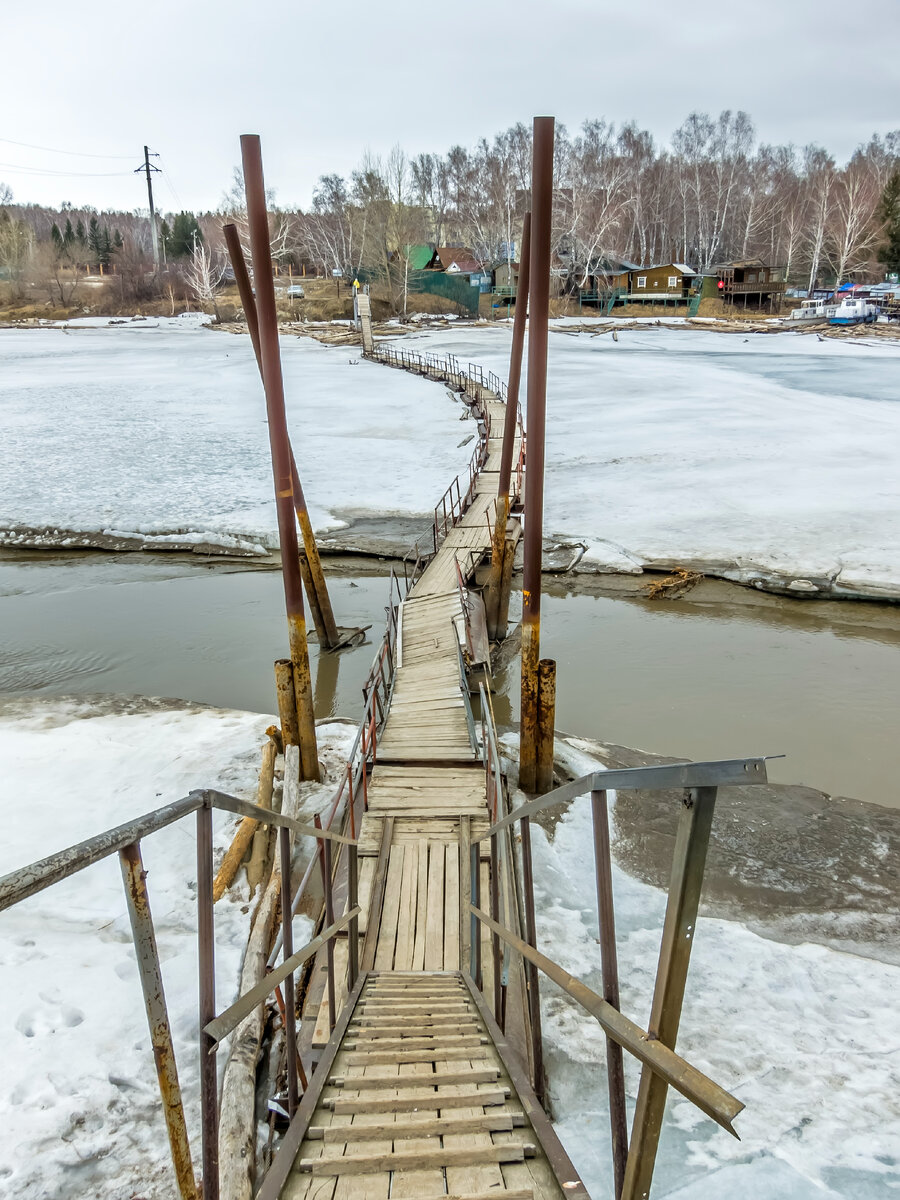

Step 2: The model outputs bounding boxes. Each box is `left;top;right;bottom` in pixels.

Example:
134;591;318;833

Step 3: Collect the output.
2;110;899;313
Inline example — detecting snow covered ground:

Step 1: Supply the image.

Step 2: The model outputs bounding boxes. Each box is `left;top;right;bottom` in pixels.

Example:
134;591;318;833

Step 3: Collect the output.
0;695;353;1199
0;320;471;554
396;323;900;599
525;736;900;1200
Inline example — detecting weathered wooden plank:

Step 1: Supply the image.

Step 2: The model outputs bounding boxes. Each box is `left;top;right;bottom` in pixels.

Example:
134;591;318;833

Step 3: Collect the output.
344;1047;491;1065
314;1113;516;1143
391;841;417;972
301;1144;529;1175
344;1035;486;1052
373;843;405;971
444;841;461;970
424;843;445;971
327;1068;499;1089
329;1087;507;1114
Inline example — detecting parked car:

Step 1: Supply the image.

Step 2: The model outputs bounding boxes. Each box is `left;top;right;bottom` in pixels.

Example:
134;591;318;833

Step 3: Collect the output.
286;284;305;299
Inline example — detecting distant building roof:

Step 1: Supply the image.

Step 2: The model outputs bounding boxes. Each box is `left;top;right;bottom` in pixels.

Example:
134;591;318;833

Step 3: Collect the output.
434;247;481;272
404;244;435;270
588;254;641;273
712;258;768;271
633;262;697;274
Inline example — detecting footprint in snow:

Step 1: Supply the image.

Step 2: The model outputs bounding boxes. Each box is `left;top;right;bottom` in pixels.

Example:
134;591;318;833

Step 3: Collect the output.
15;993;84;1038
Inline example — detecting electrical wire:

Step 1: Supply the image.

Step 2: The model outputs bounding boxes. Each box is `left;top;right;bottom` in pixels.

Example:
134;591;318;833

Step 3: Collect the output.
0;136;134;159
0;161;134;178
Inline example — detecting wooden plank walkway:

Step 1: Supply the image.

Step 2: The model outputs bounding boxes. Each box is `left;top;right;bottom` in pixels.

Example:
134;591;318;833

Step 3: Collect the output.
282;973;574;1199
267;340;585;1197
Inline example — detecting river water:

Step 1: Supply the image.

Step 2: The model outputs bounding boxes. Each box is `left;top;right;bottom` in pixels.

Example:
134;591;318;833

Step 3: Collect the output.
2;553;899;809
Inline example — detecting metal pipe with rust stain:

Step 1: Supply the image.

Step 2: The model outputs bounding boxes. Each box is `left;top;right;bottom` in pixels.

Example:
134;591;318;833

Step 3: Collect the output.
486;212;531;639
519;814;545;1106
535;657;556;794
519;118;555;794
222;223;339;651
274;658;300;748
240;134;319;781
119;842;199;1200
592;789;628;1197
196;804;219;1200
279;825;299;1117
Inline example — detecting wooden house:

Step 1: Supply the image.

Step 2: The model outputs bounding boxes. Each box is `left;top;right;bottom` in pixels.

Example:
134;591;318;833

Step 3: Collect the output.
712;258;785;309
629;263;697;297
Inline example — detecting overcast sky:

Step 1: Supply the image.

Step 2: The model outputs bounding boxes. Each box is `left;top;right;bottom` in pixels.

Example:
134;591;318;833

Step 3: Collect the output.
3;0;899;214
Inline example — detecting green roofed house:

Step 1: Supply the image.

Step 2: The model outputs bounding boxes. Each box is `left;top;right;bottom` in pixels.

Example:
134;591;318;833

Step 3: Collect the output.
403;244;436;270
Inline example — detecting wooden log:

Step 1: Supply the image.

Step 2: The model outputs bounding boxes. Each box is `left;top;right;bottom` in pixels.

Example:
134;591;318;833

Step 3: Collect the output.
246;739;277;894
212;817;257;903
275;658;300;747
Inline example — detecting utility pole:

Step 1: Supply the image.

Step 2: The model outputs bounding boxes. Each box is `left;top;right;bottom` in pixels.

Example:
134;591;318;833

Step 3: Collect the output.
136;146;161;271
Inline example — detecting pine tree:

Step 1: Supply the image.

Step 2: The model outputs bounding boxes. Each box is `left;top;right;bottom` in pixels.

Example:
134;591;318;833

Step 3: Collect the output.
75;219;86;246
88;216;102;264
113;229;123;251
51;223;63;254
878;170;900;274
168;211;203;259
63;218;75;246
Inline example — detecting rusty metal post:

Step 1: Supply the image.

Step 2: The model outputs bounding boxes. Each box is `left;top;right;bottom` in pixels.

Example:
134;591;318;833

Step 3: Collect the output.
196;803;219;1200
519;814;545;1106
495;534;517;641
347;842;359;992
519;117;554;793
274;659;300;747
223;222;339;651
486;212;531;639
621;787;719;1200
315;813;337;1032
490;832;502;1026
279;825;298;1117
535;657;557;794
240;135;319;781
470;843;482;992
119;842;199;1200
591;790;628;1198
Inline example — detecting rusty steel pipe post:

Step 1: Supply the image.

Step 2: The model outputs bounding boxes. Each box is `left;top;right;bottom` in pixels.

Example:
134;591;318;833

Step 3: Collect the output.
486;212;531;639
495;534;517;641
315;814;337;1032
519;814;545;1106
470;843;482;992
519;118;554;794
622;787;719;1200
274;659;300;748
223;223;339;650
591;790;628;1198
196;803;219;1200
490;831;502;1026
119;842;199;1200
240;135;319;781
279;825;299;1117
535;657;557;794
347;843;359;993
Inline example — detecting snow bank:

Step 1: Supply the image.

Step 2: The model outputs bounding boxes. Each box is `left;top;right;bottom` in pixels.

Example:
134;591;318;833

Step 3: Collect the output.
528;736;900;1199
396;325;900;599
0;696;353;1198
0;325;471;555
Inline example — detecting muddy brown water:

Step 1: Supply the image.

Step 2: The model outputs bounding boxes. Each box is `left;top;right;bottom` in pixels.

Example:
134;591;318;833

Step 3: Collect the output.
2;554;899;809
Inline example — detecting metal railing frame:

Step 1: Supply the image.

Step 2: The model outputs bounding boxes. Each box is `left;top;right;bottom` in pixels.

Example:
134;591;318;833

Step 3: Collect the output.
0;787;357;1200
468;755;771;1200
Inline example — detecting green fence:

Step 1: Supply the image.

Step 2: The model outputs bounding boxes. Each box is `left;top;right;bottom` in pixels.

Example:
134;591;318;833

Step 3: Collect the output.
355;266;481;315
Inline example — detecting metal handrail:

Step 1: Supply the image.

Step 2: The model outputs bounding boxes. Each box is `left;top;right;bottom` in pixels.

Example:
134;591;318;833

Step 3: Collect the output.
467;752;772;1200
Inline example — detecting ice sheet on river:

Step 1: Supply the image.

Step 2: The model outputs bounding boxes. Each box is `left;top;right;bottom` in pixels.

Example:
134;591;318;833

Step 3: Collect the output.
3;321;900;599
0;322;471;556
398;323;900;599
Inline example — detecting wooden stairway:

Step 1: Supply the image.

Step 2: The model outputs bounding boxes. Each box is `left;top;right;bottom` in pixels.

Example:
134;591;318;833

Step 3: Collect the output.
278;971;582;1199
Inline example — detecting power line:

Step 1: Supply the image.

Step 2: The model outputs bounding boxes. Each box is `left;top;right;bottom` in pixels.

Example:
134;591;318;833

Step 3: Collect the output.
0;160;134;178
0;136;134;160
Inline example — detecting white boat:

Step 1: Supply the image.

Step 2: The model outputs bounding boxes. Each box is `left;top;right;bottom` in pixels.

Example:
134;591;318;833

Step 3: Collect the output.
789;298;838;321
829;298;878;326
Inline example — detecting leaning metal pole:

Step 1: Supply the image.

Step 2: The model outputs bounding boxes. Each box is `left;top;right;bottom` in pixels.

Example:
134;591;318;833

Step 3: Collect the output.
519;118;554;794
485;211;531;640
240;135;319;780
222;223;340;651
119;842;200;1200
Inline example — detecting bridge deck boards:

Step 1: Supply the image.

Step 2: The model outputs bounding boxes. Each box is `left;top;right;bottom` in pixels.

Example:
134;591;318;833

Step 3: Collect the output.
279;362;578;1198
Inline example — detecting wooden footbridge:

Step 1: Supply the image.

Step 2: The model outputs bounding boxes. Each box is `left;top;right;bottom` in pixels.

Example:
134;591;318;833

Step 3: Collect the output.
0;131;773;1200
